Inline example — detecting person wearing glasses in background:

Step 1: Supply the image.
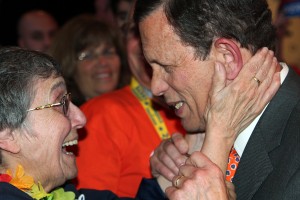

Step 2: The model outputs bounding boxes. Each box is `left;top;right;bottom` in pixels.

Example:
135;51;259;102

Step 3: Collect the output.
17;9;58;53
49;14;130;106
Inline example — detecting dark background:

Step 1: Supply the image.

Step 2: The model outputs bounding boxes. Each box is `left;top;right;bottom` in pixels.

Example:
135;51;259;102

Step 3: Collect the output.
0;0;95;46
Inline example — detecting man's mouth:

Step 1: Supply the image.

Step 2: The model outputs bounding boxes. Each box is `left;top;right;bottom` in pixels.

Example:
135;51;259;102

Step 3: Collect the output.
62;139;78;155
174;102;183;110
169;101;184;110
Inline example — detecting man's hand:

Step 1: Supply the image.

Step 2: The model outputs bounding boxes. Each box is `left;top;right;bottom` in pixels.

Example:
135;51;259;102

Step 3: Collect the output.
165;151;234;200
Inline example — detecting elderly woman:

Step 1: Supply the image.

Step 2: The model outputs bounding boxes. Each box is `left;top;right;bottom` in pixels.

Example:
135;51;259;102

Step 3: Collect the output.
0;47;279;200
0;47;86;199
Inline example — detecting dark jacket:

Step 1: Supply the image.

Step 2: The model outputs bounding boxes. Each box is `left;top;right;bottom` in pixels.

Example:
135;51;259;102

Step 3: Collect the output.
0;178;165;200
233;68;300;200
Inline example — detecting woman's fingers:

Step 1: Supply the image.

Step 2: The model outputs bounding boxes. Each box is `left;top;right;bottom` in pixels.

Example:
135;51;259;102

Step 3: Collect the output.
210;62;227;97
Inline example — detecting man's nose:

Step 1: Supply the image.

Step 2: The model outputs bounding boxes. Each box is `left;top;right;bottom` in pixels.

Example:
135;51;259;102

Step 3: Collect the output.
151;69;168;97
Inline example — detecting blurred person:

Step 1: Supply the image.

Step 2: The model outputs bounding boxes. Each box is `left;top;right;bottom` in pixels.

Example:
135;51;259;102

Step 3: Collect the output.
133;0;300;199
111;0;134;30
94;0;116;24
17;9;58;53
49;14;130;106
275;0;300;75
0;46;278;200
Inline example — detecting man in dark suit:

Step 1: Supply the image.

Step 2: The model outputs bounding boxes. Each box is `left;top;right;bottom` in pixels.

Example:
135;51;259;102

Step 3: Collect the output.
134;0;300;199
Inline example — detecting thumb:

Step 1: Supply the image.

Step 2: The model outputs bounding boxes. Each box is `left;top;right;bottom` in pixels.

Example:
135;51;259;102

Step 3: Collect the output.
211;62;226;95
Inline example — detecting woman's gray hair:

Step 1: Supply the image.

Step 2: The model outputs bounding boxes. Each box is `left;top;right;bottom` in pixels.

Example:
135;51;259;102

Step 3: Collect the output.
0;46;62;131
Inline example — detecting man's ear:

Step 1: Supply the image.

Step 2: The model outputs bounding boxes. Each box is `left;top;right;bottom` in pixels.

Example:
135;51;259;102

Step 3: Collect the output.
214;38;243;80
0;129;21;154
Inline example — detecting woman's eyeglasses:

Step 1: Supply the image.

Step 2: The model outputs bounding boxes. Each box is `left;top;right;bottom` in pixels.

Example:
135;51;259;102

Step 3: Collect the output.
27;93;71;116
77;47;117;61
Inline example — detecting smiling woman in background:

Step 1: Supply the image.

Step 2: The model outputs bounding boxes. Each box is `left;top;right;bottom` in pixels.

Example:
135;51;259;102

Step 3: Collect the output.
49;14;130;106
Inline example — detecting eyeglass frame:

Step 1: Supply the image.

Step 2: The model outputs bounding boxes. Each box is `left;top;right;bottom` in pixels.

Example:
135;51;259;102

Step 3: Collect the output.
77;46;118;62
27;93;71;116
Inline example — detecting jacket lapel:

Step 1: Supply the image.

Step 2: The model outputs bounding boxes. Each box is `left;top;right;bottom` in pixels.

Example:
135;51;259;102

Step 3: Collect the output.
233;69;300;200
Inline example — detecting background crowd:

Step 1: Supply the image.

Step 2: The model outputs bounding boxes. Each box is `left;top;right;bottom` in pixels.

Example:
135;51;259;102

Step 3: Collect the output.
0;0;299;74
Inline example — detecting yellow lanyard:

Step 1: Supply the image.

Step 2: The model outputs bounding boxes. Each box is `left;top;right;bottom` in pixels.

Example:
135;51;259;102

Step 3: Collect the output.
130;77;170;140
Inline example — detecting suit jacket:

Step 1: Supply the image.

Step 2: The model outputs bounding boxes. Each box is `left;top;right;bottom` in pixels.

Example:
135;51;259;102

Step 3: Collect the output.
234;69;300;200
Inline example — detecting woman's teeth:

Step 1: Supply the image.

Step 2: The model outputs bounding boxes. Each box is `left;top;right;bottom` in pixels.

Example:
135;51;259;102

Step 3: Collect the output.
62;140;78;147
62;139;78;155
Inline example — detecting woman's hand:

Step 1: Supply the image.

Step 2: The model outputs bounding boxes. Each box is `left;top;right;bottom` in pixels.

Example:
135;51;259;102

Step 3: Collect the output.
202;47;281;172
